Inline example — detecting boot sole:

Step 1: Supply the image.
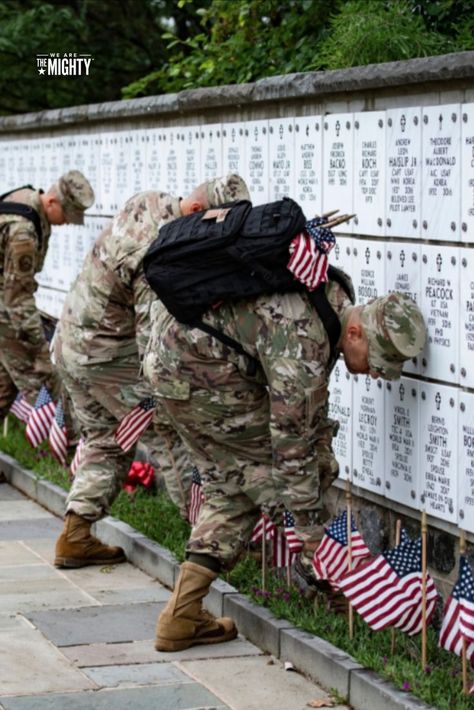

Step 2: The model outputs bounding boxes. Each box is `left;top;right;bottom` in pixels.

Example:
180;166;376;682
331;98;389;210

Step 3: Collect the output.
54;554;126;568
155;626;238;652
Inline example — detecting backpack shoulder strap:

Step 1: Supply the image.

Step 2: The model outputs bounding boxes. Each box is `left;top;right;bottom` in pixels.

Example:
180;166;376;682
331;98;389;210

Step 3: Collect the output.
0;185;35;201
0;202;43;250
308;285;341;362
192;266;354;376
308;266;356;363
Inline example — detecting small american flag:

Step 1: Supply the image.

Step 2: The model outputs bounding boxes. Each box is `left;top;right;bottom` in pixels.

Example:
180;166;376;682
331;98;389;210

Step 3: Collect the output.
48;400;68;466
312;510;371;589
188;466;205;525
70;437;85;477
26;385;56;448
339;537;438;635
115;397;155;452
283;510;303;555
272;528;291;568
250;513;277;543
10;392;32;423
439;555;474;663
287;218;336;291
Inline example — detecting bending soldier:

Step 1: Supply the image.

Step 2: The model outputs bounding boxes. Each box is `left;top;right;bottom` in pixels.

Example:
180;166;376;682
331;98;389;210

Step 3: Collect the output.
0;172;94;419
53;175;250;569
143;271;427;652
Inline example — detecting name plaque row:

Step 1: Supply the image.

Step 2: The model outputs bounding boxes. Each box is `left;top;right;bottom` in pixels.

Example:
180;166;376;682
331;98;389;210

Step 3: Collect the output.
1;103;474;240
329;368;474;532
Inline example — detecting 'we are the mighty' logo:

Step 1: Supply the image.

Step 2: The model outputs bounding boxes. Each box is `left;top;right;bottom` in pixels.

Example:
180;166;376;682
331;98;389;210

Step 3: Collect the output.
36;52;93;77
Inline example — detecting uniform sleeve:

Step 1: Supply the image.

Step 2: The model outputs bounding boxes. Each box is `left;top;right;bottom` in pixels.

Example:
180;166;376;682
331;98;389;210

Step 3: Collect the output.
3;229;47;351
3;227;57;394
132;268;157;358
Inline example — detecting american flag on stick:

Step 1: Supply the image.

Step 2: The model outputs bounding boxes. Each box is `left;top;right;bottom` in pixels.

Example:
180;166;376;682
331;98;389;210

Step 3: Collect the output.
70;437;85;477
283;510;303;555
48;400;68;466
250;512;277;544
439;555;474;663
339;537;438;635
312;510;371;589
115;397;155;452
9;392;32;423
26;385;56;448
188;466;205;525
272;528;291;568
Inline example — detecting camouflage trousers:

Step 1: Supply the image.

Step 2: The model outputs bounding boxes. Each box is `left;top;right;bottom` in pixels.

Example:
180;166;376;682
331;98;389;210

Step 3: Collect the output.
0;315;57;420
153;385;327;571
54;337;192;521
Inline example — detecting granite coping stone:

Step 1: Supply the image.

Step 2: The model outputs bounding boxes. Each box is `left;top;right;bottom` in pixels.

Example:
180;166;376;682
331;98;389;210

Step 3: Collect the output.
350;669;434;710
223;593;294;658
280;627;363;698
0;452;435;710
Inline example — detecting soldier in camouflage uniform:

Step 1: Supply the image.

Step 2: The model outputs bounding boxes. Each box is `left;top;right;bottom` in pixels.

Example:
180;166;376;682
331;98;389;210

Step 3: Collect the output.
0;172;94;420
53;175;250;569
143;278;426;651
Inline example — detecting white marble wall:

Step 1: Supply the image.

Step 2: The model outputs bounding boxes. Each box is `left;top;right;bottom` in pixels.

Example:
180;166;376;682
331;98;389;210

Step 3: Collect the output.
1;102;474;529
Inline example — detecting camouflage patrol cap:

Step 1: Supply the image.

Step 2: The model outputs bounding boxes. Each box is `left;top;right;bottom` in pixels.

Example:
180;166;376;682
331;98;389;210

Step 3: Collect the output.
206;173;250;206
360;292;426;380
56;170;94;225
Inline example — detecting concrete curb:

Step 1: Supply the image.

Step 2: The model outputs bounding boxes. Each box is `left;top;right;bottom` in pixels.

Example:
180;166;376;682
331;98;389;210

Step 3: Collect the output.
0;452;434;710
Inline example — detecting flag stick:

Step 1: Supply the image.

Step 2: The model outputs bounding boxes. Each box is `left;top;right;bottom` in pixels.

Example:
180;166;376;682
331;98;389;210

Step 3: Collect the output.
391;519;402;654
421;510;428;670
261;518;267;593
346;479;354;640
460;530;468;695
2;415;8;438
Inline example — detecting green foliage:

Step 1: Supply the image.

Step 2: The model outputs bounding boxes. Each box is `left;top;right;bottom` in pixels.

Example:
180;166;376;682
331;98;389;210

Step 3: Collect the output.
0;0;209;114
316;0;452;69
111;488;190;561
1;419;473;708
1;1;472;113
122;0;334;97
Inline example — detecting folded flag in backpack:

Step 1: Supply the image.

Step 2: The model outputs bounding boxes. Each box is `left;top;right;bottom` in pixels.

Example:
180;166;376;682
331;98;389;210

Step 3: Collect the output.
115;397;155;452
9;392;32;423
287;217;336;291
49;400;68;466
26;385;56;448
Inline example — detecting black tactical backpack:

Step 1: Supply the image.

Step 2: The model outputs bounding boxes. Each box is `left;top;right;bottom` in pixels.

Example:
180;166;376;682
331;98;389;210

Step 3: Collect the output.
0;185;43;249
143;197;353;373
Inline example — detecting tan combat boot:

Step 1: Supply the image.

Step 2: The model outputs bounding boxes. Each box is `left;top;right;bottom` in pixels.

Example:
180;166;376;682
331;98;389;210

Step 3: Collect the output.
155;561;237;652
54;512;126;568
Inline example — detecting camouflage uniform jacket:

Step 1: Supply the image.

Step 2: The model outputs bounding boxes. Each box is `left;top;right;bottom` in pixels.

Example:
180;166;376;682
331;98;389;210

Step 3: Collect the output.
59;191;182;364
147;279;353;478
0;188;51;355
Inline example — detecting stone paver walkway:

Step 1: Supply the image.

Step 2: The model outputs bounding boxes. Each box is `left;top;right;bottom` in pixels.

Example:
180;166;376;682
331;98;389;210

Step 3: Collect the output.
0;481;348;710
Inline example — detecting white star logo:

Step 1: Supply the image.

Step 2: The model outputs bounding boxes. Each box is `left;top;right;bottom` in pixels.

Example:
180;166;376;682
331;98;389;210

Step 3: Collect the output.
38;67;46;75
